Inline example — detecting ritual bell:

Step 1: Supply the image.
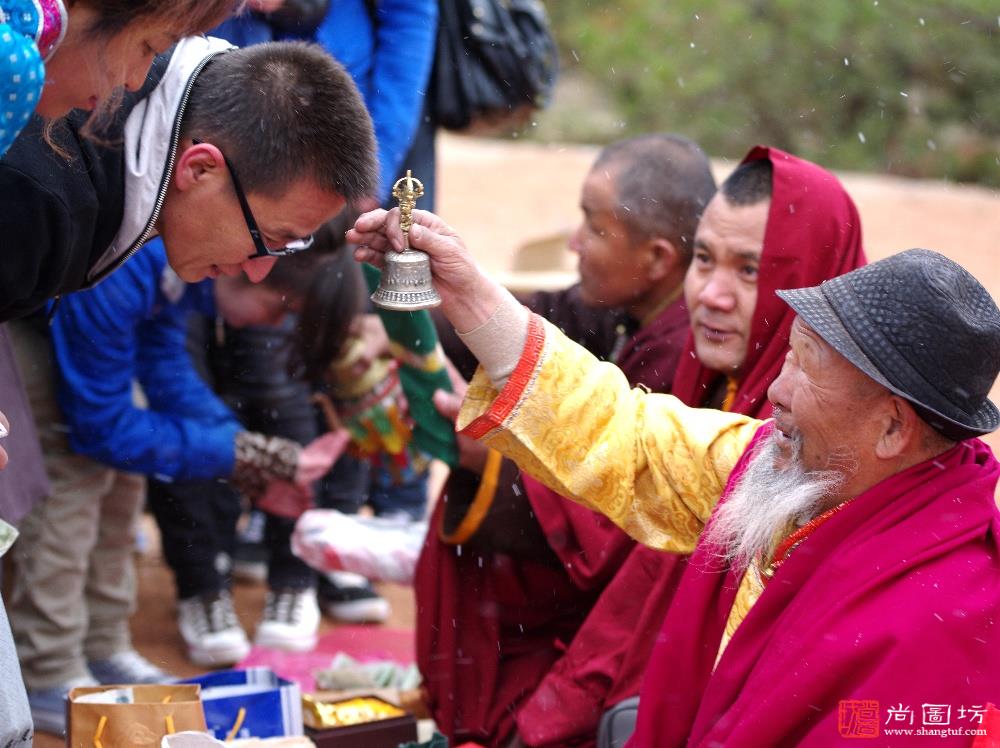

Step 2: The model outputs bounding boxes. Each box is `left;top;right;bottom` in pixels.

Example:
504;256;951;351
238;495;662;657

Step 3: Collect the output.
371;171;442;311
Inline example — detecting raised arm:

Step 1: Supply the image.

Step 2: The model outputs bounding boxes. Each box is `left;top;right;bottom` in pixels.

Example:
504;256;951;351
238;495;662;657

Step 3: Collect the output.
458;312;759;551
349;208;762;551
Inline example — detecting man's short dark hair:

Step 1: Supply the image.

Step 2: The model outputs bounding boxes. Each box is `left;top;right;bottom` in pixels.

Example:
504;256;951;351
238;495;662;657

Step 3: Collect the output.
181;42;377;200
593;134;716;262
720;158;773;206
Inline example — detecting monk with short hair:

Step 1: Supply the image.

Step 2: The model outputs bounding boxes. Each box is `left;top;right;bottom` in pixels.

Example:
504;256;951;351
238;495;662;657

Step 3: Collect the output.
417;134;716;746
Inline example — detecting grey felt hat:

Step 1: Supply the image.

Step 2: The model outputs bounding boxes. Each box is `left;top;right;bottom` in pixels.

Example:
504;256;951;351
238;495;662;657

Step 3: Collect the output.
777;248;1000;441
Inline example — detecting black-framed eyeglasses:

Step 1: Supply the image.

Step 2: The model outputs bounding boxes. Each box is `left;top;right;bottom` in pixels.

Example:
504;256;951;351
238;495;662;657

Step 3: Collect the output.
192;139;314;259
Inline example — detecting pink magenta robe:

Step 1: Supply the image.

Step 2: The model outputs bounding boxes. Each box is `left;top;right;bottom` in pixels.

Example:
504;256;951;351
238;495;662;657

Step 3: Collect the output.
629;426;1000;746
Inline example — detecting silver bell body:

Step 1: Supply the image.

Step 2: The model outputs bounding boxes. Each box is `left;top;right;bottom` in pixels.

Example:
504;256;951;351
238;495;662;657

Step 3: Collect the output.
371;249;442;311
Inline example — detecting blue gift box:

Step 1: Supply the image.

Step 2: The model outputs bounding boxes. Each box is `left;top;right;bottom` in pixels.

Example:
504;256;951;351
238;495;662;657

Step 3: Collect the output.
181;667;304;739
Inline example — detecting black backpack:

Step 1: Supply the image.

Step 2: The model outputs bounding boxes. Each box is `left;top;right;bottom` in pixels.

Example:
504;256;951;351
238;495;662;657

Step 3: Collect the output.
366;0;559;132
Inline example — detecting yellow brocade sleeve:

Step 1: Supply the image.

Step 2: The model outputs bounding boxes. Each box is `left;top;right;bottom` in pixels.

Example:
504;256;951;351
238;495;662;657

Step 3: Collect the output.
456;315;762;553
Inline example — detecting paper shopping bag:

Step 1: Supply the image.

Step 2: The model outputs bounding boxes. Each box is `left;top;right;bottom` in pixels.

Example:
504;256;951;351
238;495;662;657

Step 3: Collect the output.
181;667;303;738
162;735;316;747
67;684;206;747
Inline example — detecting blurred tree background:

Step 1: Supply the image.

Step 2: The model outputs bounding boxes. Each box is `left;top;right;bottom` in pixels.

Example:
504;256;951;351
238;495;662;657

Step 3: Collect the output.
534;0;999;185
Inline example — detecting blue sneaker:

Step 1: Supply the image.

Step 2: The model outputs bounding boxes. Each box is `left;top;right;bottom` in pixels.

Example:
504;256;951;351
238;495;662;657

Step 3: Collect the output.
88;649;170;684
27;675;97;736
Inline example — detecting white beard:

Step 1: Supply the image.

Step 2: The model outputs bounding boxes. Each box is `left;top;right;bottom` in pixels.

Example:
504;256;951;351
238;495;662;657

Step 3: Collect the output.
704;429;846;571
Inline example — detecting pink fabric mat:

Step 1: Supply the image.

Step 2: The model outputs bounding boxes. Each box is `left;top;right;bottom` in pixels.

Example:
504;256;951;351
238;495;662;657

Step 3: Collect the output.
239;626;415;693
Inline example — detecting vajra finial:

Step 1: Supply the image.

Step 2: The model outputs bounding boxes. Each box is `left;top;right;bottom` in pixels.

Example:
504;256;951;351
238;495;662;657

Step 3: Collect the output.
391;170;425;250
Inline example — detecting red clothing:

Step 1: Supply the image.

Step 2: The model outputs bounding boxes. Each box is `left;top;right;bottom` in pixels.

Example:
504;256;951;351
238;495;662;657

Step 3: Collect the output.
516;145;868;747
415;294;688;746
671;145;867;413
632;427;1000;747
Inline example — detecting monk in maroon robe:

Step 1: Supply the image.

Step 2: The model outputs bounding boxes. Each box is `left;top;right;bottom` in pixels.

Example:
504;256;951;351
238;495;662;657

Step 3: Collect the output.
415;135;717;746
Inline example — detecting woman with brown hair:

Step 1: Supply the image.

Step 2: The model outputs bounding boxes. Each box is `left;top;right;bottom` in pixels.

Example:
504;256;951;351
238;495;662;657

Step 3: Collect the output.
0;0;240;156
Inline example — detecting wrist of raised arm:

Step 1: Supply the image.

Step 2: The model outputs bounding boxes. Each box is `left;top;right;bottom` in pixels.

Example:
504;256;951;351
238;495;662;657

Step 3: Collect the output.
455;288;529;390
441;269;510;333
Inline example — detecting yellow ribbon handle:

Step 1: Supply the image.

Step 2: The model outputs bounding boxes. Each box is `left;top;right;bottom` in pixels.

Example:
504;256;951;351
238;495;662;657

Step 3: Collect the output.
226;707;247;741
92;697;178;745
163;694;177;734
93;715;108;748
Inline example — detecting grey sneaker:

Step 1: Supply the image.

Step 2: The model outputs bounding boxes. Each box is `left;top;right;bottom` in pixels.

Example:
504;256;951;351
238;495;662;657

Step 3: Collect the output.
88;649;170;684
255;587;320;652
27;674;98;736
177;589;250;667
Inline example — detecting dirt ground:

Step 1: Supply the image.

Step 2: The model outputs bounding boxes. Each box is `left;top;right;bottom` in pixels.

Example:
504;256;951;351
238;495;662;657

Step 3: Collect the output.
33;134;1000;744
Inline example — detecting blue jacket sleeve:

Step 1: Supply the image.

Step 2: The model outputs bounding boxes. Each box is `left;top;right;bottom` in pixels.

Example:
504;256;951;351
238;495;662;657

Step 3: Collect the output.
133;304;233;428
315;0;438;202
52;251;240;480
368;0;438;200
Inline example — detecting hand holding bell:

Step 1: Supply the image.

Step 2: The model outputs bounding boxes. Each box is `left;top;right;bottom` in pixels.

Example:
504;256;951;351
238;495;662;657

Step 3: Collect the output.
351;202;509;334
370;171;442;311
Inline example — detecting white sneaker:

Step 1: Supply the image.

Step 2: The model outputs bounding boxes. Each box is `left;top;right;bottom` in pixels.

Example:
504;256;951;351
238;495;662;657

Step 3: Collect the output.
319;570;391;623
177;590;251;667
88;649;170;684
254;587;320;652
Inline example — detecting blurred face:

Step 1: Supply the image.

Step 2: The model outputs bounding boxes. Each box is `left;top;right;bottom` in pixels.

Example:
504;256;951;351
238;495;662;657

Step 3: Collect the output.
158;142;346;283
568;167;652;310
684;194;769;375
767;318;885;482
37;5;178;117
213;277;294;328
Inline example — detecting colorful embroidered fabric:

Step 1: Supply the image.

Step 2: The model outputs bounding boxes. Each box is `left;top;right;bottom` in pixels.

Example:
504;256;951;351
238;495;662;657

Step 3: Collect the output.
361;263;458;466
0;0;67;156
